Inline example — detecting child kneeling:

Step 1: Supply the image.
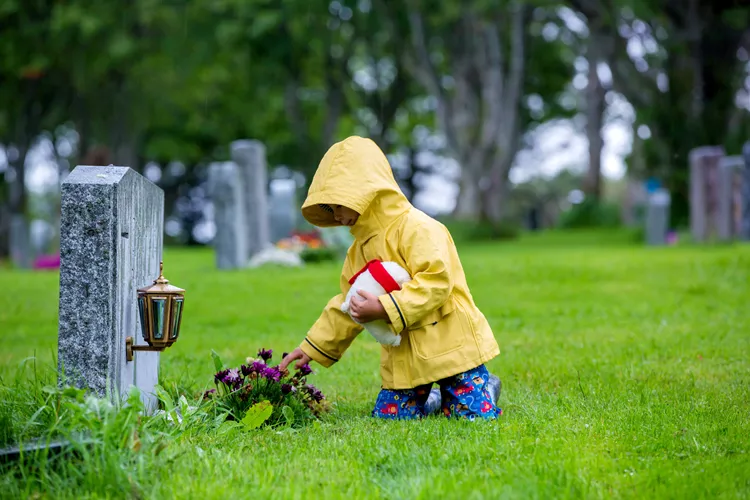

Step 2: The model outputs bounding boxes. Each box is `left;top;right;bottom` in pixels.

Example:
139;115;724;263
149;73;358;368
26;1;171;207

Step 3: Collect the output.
280;136;502;420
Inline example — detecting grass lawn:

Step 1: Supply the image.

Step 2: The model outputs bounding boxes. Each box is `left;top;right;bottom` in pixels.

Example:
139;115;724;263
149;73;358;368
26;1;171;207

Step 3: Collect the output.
1;231;749;498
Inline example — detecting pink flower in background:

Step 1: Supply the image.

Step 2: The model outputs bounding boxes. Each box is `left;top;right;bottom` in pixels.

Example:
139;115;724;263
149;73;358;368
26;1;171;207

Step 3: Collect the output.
33;254;60;270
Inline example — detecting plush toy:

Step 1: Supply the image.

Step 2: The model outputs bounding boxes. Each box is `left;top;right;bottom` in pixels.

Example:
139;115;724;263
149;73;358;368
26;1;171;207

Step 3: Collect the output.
341;260;411;346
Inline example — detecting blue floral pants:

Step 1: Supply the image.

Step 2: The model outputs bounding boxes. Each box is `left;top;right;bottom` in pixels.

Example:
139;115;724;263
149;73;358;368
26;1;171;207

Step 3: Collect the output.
372;364;502;420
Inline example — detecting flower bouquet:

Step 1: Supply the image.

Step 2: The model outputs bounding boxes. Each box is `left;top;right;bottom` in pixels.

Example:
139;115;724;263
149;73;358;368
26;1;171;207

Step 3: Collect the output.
276;230;337;263
205;348;329;429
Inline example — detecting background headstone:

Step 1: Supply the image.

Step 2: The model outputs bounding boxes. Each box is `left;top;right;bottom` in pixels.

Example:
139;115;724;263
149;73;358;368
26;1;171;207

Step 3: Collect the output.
207;161;248;269
231;140;271;259
57;166;163;413
645;188;670;246
689;146;725;242
268;178;298;243
717;155;744;241
742;143;750;241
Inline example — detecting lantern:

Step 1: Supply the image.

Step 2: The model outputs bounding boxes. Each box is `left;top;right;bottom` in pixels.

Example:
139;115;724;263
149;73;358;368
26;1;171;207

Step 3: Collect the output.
126;261;185;362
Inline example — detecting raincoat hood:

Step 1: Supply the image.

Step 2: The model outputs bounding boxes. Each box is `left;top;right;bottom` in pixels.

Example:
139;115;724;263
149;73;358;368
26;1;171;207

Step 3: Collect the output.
301;136;411;240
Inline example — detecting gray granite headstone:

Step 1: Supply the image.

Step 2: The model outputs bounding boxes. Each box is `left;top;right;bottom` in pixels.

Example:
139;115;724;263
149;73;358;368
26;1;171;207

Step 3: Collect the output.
231;140;271;259
689;146;725;242
9;215;31;269
208;161;248;269
717;155;744;241
268;178;298;243
742;143;750;241
57;166;163;413
645;188;670;246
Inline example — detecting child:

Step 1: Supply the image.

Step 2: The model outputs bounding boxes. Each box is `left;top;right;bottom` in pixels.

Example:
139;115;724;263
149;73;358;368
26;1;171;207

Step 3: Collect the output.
279;136;502;420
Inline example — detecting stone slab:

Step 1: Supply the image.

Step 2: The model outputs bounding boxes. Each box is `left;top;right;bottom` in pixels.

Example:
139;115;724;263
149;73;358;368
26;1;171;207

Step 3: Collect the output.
208;161;248;269
57;166;163;413
231;140;271;258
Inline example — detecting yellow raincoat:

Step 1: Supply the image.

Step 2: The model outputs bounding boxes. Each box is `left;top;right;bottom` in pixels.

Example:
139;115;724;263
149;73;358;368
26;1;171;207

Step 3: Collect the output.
299;136;500;389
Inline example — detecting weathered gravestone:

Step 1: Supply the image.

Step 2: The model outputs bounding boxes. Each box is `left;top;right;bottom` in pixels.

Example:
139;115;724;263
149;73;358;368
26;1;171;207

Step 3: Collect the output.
717;155;745;242
58;166;163;413
689;146;724;242
208;161;248;269
231;140;271;260
742;143;750;241
645;188;670;246
269;178;298;243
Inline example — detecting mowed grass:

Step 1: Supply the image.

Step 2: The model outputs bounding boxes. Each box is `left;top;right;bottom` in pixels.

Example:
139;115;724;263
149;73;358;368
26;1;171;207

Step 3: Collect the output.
1;230;749;498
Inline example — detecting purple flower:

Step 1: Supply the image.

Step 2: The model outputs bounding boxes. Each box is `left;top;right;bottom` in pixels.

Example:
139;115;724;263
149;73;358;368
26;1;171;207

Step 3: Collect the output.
251;360;267;373
282;352;289;360
297;363;313;377
262;366;282;383
202;389;216;399
240;364;252;377
214;369;230;384
304;384;325;402
257;348;273;362
222;368;242;389
281;383;296;395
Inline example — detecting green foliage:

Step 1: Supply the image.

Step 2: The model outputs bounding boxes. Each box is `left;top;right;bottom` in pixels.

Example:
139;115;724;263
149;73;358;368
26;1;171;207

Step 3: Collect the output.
440;218;521;243
557;199;621;229
300;247;338;263
240;401;274;430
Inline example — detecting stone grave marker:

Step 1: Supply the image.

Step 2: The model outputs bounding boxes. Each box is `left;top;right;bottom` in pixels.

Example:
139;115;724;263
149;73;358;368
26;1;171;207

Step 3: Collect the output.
269;178;298;243
742;143;750;241
57;166;163;413
208;161;248;269
689;146;724;242
645;188;670;246
231;140;271;259
717;155;745;242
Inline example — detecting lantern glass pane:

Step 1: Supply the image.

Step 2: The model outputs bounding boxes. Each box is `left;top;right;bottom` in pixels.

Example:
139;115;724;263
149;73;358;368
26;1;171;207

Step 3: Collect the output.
137;296;147;341
152;298;167;340
171;298;183;339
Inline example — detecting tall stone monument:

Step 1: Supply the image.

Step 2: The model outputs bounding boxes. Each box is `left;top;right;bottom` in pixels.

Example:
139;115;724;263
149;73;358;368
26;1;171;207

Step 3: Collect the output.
689;146;724;242
57;166;163;412
231;140;271;259
208;161;248;269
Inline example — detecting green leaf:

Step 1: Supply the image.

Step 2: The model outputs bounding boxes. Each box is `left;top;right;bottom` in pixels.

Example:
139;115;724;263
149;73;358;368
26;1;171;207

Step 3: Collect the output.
211;350;224;372
240;401;273;430
282;406;295;426
154;385;174;411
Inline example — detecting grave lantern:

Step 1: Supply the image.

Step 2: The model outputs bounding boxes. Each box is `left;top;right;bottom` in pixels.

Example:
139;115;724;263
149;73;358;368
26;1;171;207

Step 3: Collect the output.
126;261;185;362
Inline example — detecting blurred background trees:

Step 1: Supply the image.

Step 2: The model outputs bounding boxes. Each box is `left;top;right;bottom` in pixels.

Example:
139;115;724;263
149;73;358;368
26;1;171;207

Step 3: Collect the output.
1;0;749;262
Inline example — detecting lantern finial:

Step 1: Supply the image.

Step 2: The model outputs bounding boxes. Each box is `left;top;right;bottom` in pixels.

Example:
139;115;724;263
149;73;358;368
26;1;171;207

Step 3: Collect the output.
154;260;168;285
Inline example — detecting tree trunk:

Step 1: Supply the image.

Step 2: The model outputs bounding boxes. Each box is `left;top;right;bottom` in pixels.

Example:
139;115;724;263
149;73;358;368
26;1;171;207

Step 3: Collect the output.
583;28;606;201
454;161;483;219
8;143;32;268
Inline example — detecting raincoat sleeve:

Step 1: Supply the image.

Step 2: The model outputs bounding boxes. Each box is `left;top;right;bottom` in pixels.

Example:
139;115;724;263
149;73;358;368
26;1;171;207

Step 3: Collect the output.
379;223;454;334
299;255;364;367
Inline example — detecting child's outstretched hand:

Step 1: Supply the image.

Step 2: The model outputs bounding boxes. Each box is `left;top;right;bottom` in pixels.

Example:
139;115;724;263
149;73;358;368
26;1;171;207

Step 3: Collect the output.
350;290;389;324
279;348;312;374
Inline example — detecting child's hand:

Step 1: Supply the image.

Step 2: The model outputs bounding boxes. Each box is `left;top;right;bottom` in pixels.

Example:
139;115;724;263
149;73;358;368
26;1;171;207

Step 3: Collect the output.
279;348;312;374
350;290;389;324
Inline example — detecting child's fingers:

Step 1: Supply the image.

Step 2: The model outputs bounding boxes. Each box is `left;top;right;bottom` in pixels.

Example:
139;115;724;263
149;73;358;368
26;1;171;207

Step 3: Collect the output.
357;290;376;301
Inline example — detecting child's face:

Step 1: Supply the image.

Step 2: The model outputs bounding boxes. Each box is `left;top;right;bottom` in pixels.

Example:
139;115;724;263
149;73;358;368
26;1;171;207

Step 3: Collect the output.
333;205;359;226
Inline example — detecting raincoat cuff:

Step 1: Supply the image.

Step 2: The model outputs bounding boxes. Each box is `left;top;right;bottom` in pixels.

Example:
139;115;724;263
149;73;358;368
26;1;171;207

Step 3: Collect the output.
380;293;406;334
300;338;337;368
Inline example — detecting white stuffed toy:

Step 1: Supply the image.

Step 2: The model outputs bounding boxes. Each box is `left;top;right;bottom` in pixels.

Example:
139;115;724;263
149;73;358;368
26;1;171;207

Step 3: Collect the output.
341;260;411;346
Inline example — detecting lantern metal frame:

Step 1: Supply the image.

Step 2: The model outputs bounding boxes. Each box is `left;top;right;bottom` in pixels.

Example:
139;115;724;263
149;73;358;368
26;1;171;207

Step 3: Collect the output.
126;261;185;362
